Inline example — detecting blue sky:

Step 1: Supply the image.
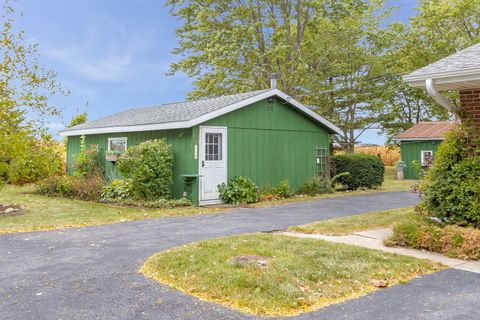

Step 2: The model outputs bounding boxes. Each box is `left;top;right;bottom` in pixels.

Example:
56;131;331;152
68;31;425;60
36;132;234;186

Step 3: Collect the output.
13;0;418;143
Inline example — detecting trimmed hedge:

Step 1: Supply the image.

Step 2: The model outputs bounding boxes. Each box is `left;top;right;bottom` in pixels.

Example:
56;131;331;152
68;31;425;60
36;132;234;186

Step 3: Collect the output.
332;153;384;190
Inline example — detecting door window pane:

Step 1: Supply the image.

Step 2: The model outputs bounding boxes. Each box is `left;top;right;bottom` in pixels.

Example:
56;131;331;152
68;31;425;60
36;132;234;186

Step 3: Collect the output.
205;133;222;160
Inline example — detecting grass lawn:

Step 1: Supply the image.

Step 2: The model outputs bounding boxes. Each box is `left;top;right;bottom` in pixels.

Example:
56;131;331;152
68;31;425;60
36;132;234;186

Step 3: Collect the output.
0;185;224;234
289;207;421;236
141;233;443;316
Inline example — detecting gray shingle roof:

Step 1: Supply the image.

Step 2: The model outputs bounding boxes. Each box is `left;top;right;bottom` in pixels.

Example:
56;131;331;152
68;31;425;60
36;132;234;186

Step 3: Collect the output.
64;89;271;132
406;42;480;78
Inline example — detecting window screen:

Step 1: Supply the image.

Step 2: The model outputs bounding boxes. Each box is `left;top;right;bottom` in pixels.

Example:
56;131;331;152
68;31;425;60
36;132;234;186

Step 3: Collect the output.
421;150;433;166
205;133;222;161
108;138;127;152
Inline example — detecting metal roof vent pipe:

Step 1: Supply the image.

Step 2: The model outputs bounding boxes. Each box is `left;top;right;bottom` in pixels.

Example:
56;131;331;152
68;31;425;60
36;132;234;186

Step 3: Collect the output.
270;73;278;89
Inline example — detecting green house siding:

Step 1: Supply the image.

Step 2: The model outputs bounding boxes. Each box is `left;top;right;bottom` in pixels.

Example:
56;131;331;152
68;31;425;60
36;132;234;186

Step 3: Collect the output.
66;98;331;203
199;99;330;190
400;140;442;179
66;129;198;200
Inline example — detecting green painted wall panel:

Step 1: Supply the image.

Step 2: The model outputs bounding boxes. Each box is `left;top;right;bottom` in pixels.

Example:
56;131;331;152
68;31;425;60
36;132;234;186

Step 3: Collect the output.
66;128;198;200
200;99;330;191
400;140;442;179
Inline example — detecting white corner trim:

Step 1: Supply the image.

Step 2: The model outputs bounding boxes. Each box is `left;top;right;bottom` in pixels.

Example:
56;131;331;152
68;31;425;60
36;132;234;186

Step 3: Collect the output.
107;137;128;152
425;78;460;115
59;89;342;136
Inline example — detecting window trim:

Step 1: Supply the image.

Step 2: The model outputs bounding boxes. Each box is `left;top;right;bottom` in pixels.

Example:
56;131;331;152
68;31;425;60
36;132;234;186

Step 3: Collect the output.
420;150;433;166
107;137;128;153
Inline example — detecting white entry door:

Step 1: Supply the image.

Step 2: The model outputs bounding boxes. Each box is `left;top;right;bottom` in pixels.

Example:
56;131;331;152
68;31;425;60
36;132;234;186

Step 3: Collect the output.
199;126;227;202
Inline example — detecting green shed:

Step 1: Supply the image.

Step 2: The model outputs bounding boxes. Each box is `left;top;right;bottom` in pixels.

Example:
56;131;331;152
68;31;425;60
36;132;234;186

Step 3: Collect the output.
60;87;341;205
395;121;457;179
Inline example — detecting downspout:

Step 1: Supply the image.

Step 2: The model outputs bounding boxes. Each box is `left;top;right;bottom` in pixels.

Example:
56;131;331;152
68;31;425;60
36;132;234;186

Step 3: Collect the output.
425;78;459;116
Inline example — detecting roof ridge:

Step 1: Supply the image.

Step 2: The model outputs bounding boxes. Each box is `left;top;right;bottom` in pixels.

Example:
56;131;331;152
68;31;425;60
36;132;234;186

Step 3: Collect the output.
121;89;272;112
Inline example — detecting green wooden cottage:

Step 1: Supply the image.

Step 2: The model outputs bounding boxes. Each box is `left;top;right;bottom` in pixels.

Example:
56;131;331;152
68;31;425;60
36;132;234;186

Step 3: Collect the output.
60;86;341;205
395;121;457;179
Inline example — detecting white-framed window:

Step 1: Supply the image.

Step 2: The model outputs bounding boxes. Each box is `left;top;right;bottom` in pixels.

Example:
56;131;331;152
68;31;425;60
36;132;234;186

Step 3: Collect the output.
204;133;222;161
420;150;434;166
108;137;128;153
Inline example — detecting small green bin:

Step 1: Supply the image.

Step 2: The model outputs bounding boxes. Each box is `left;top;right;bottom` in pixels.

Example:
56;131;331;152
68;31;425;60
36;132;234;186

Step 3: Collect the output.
179;174;200;203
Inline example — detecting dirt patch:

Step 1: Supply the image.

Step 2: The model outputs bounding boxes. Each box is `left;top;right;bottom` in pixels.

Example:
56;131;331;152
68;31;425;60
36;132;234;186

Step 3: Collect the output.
0;204;26;215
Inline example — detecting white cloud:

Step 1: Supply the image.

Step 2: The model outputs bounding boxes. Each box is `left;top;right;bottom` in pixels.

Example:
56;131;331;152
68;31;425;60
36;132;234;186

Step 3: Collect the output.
42;15;163;82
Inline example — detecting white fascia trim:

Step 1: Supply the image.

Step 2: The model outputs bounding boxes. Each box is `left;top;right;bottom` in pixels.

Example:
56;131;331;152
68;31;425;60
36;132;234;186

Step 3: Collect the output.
394;137;445;142
60;89;342;136
403;67;480;88
60;121;193;136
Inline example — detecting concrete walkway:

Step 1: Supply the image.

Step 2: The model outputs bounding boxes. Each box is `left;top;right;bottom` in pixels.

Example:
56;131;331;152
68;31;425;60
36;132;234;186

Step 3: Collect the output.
281;228;480;273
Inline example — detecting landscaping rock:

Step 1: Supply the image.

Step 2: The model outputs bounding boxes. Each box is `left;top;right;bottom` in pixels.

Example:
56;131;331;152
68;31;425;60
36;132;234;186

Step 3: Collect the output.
231;255;270;267
0;204;25;215
370;279;388;288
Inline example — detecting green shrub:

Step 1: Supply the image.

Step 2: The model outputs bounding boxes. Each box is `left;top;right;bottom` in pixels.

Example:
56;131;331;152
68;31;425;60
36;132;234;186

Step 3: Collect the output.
73;136;103;178
420;125;480;227
117;139;174;200
297;176;332;196
384;222;420;248
100;179;132;202
218;176;259;204
332;153;384;190
274;180;293;198
36;175;68;197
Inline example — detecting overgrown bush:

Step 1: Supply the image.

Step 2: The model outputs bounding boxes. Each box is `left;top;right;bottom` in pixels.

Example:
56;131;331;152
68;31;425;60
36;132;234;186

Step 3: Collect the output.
73;143;102;178
117;139;174;200
36;174;103;201
386;220;480;260
218;176;259;204
259;180;294;201
297;176;332;196
7;135;65;185
420;125;480;226
100;179;132;202
331;153;384;190
274;180;293;198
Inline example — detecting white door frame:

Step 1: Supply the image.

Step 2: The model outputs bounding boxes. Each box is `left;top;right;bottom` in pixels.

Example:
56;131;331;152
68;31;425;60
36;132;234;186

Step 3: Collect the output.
198;126;227;205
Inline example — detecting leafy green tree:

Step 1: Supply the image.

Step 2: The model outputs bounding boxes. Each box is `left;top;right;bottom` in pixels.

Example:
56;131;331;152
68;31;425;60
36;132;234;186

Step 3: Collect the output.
167;0;395;151
410;0;480;63
300;0;394;151
167;0;323;98
68;112;87;128
0;1;65;187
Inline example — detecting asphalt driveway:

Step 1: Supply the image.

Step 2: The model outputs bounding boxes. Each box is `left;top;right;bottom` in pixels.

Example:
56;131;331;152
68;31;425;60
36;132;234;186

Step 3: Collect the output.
1;191;479;320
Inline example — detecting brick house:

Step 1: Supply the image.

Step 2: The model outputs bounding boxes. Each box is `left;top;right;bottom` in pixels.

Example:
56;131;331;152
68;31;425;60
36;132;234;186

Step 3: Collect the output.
403;42;480;127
